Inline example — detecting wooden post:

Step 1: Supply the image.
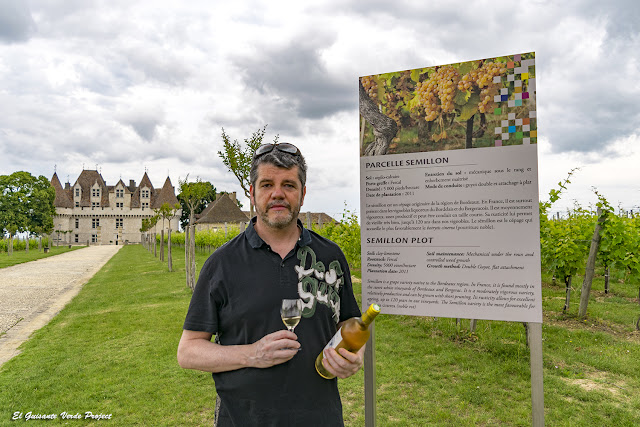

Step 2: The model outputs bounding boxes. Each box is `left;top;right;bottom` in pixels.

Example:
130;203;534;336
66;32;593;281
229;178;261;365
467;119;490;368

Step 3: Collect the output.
578;208;604;318
563;276;572;313
529;322;544;426
364;323;376;427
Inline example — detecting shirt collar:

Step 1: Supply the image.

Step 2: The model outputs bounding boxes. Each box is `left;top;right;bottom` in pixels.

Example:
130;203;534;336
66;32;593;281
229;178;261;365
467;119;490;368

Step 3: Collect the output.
245;216;312;249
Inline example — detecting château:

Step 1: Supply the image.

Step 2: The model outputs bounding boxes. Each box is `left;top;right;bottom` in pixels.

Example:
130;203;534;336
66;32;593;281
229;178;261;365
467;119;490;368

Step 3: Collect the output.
50;170;181;245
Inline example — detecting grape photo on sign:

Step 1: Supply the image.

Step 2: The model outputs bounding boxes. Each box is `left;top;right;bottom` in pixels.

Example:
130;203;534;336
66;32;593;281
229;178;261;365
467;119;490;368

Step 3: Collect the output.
359;53;536;156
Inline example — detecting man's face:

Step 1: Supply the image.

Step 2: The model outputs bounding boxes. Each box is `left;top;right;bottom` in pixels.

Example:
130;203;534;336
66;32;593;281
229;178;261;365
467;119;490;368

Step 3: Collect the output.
250;163;306;230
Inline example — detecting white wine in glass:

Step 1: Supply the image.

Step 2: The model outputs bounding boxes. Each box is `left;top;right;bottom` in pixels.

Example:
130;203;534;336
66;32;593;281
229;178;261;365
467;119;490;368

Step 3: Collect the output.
281;299;302;332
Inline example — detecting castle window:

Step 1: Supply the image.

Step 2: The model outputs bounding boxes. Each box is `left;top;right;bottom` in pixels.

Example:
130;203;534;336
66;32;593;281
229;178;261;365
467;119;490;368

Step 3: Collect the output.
75;218;79;229
116;218;123;229
92;188;100;197
92;201;100;208
92;218;100;229
75;188;80;197
116;189;124;198
91;234;97;243
116;202;123;208
74;234;79;243
141;189;150;198
142;202;149;209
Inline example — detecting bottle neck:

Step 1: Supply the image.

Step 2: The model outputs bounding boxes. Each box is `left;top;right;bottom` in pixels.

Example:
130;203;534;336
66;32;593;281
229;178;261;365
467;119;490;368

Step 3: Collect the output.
361;304;380;326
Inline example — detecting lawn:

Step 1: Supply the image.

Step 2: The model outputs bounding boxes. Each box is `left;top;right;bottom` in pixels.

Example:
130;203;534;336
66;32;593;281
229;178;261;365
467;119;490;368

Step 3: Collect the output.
1;244;639;425
0;245;81;269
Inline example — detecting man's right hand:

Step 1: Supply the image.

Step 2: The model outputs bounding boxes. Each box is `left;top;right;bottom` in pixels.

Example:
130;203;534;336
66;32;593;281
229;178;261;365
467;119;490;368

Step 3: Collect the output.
249;330;301;368
178;329;300;373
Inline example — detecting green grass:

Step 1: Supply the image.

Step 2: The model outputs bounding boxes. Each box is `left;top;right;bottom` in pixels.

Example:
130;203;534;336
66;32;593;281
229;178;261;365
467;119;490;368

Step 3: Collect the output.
0;245;82;269
1;246;639;425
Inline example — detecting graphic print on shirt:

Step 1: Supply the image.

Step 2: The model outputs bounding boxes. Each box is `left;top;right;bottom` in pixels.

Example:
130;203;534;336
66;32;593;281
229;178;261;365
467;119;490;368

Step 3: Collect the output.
295;246;343;323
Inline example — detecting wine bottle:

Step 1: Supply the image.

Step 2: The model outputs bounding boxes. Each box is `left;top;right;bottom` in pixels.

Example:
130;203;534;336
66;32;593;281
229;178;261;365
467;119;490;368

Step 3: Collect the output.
315;303;381;379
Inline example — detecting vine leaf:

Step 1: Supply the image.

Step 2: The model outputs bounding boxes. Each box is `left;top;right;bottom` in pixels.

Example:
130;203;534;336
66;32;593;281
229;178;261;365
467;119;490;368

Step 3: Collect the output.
459;93;481;121
454;90;470;106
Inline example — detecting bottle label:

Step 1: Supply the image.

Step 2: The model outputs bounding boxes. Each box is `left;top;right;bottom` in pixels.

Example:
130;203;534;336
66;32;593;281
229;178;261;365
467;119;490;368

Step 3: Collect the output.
323;327;343;350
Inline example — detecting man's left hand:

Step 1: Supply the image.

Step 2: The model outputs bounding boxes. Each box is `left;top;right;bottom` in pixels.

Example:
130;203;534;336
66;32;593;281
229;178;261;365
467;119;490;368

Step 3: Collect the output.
321;345;365;379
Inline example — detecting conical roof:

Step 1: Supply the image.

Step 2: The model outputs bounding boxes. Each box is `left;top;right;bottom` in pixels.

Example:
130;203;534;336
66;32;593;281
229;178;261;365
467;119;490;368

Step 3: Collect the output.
50;172;73;208
152;176;180;208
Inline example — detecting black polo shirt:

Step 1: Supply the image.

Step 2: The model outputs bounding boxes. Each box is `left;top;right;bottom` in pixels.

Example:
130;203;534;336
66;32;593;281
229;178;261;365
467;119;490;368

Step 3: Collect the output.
183;218;361;426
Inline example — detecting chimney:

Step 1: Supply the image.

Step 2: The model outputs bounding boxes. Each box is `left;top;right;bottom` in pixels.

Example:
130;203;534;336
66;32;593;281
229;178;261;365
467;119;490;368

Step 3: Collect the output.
129;180;136;188
65;183;70;190
230;192;236;203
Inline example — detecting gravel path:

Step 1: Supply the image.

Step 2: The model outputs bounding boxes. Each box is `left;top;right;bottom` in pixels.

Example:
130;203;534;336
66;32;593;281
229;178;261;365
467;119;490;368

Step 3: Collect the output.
0;245;122;367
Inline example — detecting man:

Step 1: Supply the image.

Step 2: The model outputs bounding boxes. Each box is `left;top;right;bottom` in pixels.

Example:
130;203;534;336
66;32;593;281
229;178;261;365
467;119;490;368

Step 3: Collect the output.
177;142;364;426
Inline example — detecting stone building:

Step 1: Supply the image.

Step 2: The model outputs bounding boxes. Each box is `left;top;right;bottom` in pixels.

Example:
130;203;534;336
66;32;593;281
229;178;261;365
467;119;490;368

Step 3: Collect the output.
50;170;181;245
194;192;249;232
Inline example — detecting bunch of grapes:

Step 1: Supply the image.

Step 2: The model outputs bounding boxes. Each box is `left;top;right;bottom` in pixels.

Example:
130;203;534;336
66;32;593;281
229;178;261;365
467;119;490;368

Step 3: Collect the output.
384;92;402;125
360;76;378;100
416;66;460;122
457;61;507;114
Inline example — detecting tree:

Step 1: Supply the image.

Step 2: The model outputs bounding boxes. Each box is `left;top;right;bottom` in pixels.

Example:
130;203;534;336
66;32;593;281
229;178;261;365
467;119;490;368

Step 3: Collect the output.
140;214;159;254
218;125;275;217
28;175;56;250
177;181;216;230
156;202;181;272
0;172;55;256
179;177;214;290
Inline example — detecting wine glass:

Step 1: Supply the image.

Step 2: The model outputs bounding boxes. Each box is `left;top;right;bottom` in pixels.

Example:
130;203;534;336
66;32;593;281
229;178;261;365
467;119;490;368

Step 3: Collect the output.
281;299;302;332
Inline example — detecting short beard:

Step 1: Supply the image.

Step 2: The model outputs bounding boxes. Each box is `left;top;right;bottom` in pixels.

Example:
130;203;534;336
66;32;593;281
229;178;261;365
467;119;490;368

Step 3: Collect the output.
257;200;301;230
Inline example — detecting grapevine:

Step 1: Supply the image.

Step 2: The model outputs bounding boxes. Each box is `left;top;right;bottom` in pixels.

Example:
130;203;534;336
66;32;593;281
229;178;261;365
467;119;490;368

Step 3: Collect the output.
361;73;412;127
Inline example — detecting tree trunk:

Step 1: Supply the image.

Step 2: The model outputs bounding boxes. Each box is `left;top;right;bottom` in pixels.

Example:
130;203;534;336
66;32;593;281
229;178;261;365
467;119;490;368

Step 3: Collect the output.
8;234;13;256
563;275;572;313
185;225;190;289
25;236;29;253
359;115;366;153
160;229;165;262
190;224;196;290
359;80;398;156
168;228;173;272
154;233;157;257
604;266;610;294
578;209;604;318
465;114;475;149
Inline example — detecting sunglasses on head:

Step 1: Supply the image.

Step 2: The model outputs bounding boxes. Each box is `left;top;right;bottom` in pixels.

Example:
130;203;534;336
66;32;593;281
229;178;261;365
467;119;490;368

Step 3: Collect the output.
254;143;301;158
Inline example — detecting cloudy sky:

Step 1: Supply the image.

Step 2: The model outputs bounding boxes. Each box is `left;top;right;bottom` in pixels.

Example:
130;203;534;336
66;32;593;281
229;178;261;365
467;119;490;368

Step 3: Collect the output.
1;0;639;218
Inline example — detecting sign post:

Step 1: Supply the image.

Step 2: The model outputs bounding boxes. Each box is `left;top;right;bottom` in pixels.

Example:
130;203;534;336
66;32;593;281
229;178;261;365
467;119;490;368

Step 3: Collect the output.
359;53;542;425
364;323;376;427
